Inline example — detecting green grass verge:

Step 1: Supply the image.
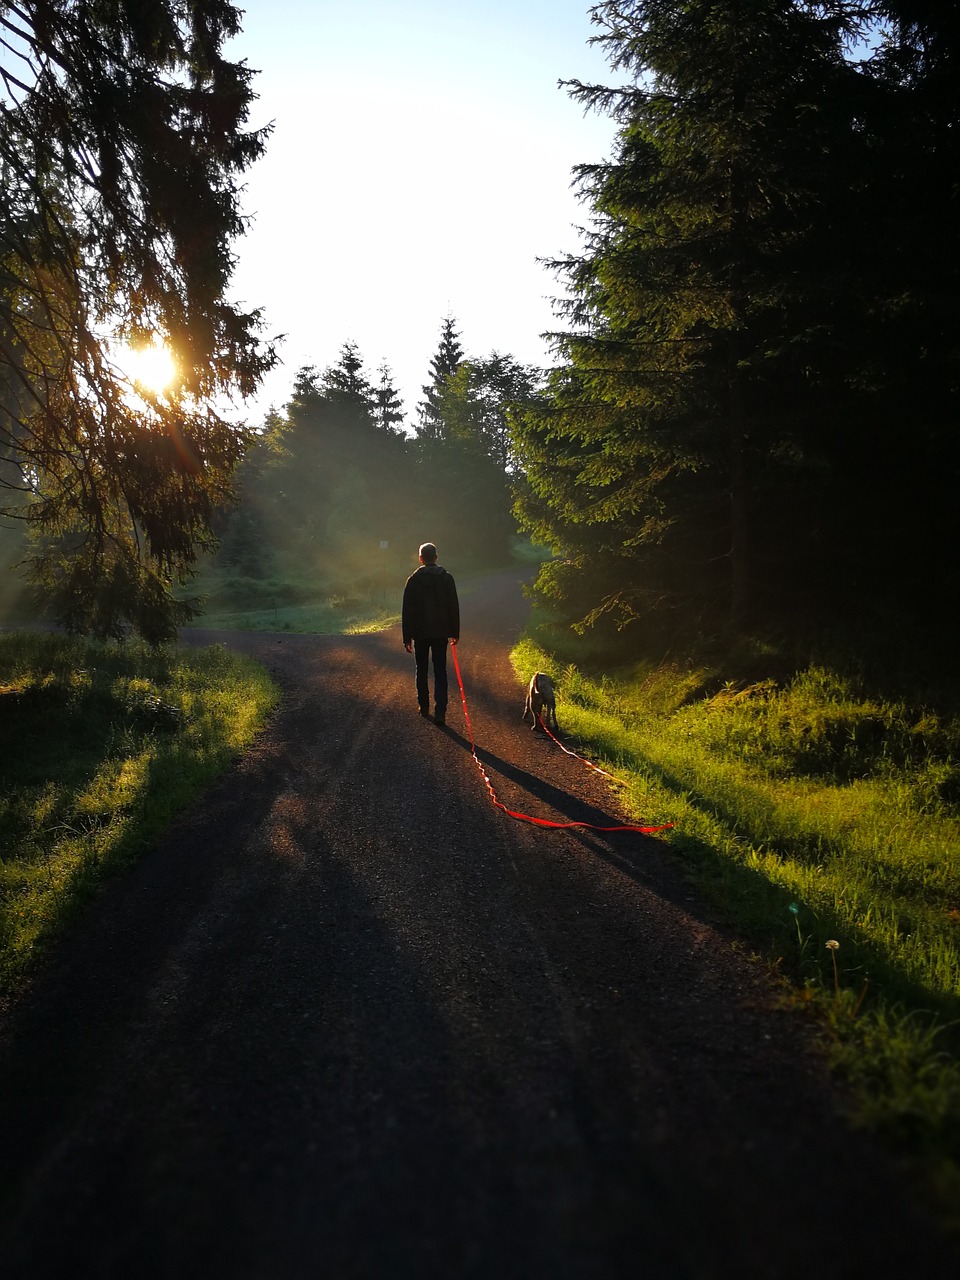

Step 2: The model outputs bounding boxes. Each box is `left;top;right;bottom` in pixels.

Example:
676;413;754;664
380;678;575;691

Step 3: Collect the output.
179;569;400;634
512;633;960;1216
191;599;400;634
0;631;279;996
180;557;524;635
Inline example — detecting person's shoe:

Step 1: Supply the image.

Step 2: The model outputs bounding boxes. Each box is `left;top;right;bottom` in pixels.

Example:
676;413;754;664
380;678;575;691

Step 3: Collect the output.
418;707;431;719
434;714;446;727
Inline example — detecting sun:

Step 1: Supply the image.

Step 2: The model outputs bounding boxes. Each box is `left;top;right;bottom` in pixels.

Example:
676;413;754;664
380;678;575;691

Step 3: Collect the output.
120;340;178;395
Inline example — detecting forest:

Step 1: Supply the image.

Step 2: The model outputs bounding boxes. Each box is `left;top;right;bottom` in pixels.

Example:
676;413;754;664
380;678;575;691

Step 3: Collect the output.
510;0;958;654
2;0;957;656
211;0;956;658
2;0;960;1224
204;325;542;617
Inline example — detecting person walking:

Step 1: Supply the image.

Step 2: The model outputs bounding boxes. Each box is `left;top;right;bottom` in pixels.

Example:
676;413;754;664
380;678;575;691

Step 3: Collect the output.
402;542;460;726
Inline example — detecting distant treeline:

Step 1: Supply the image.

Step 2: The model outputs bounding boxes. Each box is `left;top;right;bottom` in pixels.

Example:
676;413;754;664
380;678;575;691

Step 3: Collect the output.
214;323;543;587
509;0;959;647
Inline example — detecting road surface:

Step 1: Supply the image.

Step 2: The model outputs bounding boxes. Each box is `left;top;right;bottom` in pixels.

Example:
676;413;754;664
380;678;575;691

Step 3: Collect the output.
0;568;951;1278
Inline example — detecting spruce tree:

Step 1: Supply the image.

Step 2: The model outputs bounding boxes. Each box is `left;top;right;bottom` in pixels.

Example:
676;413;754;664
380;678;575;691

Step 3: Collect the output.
843;1;960;600
373;363;406;435
0;0;274;640
321;343;376;427
513;0;869;635
235;354;418;578
416;316;464;440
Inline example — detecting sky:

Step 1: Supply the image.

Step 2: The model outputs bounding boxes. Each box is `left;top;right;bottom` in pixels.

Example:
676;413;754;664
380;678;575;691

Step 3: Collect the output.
223;1;620;427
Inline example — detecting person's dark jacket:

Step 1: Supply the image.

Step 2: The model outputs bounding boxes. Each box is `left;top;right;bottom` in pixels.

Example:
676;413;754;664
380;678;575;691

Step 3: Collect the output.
402;564;459;644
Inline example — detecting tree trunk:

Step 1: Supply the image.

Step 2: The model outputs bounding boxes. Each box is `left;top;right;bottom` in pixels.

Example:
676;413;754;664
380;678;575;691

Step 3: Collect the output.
729;361;750;629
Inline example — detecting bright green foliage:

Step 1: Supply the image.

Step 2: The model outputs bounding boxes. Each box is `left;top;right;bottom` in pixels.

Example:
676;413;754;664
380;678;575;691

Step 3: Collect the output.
1;1;275;642
511;626;960;1014
512;0;959;639
0;630;278;992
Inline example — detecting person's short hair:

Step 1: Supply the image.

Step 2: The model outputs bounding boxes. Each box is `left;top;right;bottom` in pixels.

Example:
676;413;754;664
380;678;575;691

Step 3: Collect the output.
419;542;438;563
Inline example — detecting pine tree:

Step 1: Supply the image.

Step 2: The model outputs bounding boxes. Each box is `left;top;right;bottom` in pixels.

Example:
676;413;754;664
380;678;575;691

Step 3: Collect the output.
0;0;274;641
320;343;376;427
438;354;542;473
373;362;406;435
840;2;960;600
416;316;464;440
513;0;871;635
409;351;540;567
232;354;419;577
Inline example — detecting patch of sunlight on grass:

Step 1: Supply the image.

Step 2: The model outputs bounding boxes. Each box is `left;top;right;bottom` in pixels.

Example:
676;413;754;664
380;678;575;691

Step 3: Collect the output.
514;632;960;1131
0;631;279;996
194;600;397;635
591;699;959;1004
344;611;400;634
75;751;155;819
511;633;960;1189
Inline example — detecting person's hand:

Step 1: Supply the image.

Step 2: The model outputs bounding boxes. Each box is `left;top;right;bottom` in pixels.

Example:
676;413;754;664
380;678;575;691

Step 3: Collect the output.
404;642;412;653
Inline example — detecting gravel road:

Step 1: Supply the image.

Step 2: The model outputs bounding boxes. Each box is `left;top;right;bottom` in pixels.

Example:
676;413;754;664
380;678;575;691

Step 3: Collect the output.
0;567;952;1279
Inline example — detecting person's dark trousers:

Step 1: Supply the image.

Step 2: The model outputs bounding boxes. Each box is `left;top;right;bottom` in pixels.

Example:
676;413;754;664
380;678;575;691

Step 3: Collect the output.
413;637;448;717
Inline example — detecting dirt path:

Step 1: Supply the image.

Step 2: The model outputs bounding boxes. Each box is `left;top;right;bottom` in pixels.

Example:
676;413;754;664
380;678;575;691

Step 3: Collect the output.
0;568;952;1279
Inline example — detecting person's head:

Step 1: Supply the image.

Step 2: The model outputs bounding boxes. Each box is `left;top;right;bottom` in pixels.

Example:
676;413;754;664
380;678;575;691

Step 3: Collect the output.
419;542;438;564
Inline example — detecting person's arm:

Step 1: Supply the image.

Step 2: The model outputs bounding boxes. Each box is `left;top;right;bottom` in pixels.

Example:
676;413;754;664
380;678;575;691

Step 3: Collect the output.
448;576;460;643
402;580;414;651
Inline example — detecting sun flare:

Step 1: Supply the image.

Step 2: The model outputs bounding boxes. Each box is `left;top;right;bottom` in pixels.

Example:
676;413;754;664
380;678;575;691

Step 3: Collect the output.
120;341;178;395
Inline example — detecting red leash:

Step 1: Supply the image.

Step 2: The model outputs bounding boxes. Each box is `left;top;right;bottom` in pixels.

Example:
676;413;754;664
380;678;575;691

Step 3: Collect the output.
535;715;617;779
450;642;672;835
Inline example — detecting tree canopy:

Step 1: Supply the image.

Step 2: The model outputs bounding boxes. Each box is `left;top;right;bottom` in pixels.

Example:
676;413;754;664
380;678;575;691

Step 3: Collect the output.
1;0;275;641
512;0;959;642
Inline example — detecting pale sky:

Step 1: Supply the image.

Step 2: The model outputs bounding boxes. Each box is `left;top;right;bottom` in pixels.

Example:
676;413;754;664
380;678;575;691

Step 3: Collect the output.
224;1;619;427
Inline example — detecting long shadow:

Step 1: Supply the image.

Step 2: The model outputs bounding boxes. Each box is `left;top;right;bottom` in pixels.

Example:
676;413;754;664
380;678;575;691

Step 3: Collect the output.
435;725;686;916
3;626;956;1275
1;827;645;1277
445;715;960;1027
440;725;628;829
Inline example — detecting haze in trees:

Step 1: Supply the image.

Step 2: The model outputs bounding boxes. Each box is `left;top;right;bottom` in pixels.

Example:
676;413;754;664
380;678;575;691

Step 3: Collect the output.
215;327;542;597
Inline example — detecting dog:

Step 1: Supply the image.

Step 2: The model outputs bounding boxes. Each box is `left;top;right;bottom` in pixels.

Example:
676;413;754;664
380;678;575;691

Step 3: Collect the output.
522;671;558;732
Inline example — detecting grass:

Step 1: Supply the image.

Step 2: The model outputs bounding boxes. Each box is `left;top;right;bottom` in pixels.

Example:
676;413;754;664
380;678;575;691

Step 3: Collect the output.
179;568;401;634
0;631;279;996
512;626;960;1216
191;596;400;634
180;546;538;636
